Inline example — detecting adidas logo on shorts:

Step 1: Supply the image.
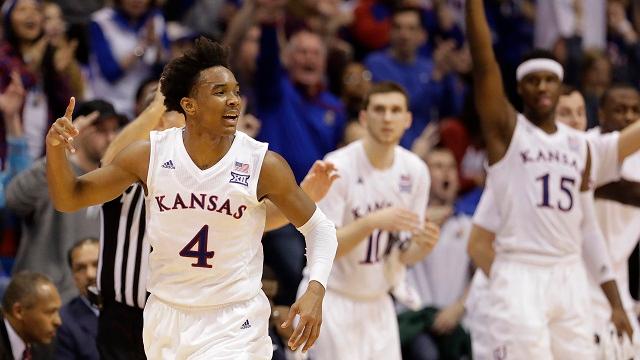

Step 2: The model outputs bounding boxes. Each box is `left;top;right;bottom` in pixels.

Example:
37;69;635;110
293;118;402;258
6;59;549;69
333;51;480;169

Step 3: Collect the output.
240;319;251;330
161;160;175;169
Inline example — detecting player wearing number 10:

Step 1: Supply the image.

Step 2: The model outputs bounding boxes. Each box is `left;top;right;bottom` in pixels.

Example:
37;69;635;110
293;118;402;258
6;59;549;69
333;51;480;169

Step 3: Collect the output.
45;37;338;359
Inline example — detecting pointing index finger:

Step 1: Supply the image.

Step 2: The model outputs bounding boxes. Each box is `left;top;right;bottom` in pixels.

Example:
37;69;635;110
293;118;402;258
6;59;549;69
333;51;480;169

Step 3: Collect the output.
64;97;75;120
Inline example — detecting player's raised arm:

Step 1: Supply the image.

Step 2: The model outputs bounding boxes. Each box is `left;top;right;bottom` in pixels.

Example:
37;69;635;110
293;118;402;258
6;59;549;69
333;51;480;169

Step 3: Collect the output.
46;98;145;212
466;0;517;164
257;151;337;353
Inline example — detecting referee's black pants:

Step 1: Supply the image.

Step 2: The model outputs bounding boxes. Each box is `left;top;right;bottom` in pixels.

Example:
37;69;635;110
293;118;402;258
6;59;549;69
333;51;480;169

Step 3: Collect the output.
97;299;146;360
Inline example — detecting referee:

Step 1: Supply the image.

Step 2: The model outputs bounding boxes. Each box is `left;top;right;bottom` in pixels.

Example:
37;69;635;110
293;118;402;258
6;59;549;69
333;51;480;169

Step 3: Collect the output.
96;183;148;359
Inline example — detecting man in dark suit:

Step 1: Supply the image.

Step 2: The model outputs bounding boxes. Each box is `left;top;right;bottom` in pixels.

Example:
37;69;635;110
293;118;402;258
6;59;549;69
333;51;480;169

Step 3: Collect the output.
0;271;61;359
54;238;99;359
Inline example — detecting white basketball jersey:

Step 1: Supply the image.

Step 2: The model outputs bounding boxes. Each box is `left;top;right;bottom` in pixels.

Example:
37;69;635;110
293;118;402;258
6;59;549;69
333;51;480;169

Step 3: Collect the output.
585;128;621;187
145;128;268;307
590;152;640;319
318;140;430;299
488;114;588;263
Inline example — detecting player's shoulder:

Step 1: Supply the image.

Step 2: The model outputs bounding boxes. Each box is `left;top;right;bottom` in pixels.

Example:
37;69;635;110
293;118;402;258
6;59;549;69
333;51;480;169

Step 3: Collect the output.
323;141;359;165
322;142;363;179
235;130;269;152
150;126;181;142
396;146;429;176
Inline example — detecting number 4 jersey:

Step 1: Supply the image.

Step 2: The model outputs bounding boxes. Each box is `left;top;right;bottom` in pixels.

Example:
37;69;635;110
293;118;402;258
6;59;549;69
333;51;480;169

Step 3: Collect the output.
488;114;588;264
317;140;430;299
145;128;268;307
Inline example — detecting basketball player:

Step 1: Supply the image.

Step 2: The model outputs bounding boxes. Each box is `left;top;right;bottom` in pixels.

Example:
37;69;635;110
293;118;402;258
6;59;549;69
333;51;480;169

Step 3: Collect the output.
45;38;338;358
466;85;640;359
301;82;440;360
466;0;632;357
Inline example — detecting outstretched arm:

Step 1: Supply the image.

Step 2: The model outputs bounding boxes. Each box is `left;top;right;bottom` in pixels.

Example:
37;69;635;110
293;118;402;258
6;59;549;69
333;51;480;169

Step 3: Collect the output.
466;0;517;164
46;98;147;212
258;151;337;353
617;119;640;161
595;179;640;206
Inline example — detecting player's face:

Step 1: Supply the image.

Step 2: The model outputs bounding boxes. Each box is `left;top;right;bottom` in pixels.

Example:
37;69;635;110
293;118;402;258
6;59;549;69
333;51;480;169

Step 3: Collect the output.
600;88;640;132
71;242;99;298
517;71;561;119
555;91;587;131
427;149;459;204
361;92;411;145
19;284;62;344
187;66;241;136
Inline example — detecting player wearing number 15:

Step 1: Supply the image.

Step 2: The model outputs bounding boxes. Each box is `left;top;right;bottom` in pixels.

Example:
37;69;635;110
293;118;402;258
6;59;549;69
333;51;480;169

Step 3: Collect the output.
45;37;338;359
466;0;632;358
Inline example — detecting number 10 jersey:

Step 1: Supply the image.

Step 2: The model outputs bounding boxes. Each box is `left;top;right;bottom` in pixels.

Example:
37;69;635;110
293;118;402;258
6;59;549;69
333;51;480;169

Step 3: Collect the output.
488;114;588;264
145;128;268;308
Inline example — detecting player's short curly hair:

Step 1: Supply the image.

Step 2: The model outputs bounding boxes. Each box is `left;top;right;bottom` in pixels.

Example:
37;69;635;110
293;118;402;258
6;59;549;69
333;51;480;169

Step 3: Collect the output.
160;37;230;114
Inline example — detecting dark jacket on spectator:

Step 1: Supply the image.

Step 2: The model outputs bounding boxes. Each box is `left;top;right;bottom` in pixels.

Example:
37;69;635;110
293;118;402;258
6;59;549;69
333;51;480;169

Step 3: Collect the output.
55;297;99;360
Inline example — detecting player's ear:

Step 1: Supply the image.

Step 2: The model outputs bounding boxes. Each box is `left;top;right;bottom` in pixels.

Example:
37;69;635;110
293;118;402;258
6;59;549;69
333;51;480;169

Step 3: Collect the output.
405;110;413;130
180;97;196;116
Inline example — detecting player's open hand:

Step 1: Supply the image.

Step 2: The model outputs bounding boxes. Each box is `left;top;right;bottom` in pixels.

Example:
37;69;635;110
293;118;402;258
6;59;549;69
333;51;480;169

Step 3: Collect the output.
301;160;339;202
46;97;79;153
282;280;324;353
412;221;440;253
611;307;634;340
369;207;420;233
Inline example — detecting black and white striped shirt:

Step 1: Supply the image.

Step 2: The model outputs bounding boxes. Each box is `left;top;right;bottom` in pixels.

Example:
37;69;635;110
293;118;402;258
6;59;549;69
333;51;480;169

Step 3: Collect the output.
98;184;150;309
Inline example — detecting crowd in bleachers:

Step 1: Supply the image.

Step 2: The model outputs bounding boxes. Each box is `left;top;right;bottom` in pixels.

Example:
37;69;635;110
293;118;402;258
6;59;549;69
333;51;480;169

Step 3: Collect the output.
1;0;640;359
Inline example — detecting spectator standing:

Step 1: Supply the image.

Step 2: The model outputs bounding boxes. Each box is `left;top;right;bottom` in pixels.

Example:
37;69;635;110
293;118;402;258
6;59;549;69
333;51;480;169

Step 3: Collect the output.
89;0;169;117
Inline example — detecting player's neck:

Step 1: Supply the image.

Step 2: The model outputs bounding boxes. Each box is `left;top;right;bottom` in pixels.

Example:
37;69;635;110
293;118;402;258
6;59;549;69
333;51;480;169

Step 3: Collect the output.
524;109;557;134
362;136;395;170
182;127;234;170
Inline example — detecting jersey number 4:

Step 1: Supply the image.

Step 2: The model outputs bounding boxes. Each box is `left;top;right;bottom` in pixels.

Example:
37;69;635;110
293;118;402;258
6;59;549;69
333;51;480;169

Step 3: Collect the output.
536;173;576;212
179;225;215;268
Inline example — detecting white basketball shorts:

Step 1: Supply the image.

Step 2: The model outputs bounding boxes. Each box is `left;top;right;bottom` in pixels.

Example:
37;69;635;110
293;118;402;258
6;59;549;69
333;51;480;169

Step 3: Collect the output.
487;257;595;360
143;291;273;359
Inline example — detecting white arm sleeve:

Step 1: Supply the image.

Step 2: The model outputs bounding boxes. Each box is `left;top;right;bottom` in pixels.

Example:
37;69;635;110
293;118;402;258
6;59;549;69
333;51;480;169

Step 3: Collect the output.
297;207;338;289
580;191;615;284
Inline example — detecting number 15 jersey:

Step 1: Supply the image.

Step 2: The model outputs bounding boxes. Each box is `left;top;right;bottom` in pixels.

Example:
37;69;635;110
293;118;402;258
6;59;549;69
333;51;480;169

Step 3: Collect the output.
488;114;588;264
145;128;268;308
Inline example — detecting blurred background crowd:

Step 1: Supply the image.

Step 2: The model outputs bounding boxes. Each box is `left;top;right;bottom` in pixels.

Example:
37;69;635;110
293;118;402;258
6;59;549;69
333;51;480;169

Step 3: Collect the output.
0;0;639;359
